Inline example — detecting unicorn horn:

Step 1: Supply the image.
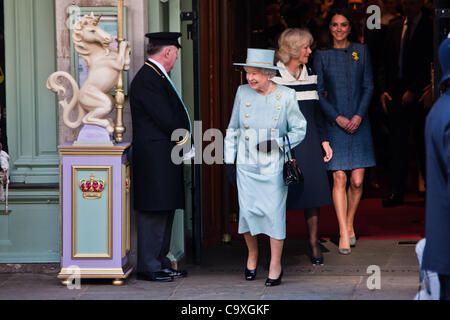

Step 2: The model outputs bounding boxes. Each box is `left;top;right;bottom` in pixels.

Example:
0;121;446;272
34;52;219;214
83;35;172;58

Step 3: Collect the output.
94;14;103;25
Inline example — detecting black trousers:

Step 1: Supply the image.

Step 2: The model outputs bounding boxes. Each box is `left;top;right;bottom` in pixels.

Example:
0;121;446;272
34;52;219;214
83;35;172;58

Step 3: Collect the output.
386;82;427;195
439;274;450;300
137;210;175;273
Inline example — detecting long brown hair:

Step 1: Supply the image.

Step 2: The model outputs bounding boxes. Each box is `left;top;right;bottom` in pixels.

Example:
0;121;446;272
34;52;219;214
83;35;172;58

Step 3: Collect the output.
317;8;357;50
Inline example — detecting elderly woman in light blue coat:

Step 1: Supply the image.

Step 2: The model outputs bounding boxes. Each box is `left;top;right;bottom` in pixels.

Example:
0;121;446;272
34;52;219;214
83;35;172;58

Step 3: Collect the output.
224;48;307;287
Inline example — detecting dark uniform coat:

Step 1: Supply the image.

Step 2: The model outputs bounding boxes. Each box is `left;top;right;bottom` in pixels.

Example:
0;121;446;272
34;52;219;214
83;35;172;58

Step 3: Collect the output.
129;60;190;212
422;89;450;276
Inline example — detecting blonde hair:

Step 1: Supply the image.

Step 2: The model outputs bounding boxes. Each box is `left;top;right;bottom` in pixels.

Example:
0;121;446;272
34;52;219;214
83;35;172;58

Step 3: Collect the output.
276;28;314;65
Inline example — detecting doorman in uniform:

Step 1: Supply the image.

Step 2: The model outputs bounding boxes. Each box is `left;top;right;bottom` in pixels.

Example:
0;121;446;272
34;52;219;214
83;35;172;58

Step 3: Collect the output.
130;32;191;282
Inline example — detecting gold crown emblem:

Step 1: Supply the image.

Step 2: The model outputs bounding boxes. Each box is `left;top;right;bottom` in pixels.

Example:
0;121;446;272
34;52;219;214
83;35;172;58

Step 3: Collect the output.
79;174;105;199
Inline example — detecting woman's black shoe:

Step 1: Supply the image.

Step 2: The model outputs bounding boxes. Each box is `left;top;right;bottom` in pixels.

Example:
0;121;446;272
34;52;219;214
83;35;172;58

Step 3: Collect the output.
309;242;324;265
311;256;324;266
245;268;257;281
265;270;283;287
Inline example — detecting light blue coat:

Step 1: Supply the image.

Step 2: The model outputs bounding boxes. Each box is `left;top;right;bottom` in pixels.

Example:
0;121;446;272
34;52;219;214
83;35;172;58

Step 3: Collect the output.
224;84;307;240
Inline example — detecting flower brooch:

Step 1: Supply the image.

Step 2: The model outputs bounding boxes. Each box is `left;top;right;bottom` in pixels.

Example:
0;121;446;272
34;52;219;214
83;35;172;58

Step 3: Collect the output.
352;52;359;61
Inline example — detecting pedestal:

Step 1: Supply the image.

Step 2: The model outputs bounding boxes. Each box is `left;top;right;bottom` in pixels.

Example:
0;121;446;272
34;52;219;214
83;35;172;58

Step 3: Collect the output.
58;141;133;285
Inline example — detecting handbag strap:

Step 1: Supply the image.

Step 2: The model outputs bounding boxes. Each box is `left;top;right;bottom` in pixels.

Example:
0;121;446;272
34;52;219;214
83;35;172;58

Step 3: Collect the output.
283;136;294;162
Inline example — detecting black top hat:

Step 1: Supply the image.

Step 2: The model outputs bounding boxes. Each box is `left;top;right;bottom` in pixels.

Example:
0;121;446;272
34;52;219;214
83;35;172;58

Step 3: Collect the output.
145;32;182;48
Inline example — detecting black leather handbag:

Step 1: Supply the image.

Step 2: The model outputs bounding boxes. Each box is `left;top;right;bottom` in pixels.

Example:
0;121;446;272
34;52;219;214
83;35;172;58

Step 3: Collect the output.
283;136;304;185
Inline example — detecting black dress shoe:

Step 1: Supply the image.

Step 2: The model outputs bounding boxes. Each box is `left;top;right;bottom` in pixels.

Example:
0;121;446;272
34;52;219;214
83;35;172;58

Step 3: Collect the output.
311;256;324;266
382;193;404;207
265;270;283;287
137;271;173;282
309;242;324;266
245;267;257;281
162;268;188;279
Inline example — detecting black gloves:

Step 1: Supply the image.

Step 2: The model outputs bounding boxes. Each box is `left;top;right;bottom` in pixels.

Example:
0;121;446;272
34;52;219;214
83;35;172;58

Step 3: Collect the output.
225;164;236;187
256;139;279;153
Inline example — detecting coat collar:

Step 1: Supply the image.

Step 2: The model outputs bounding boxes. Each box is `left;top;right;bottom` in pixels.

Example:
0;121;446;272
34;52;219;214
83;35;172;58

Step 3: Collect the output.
147;58;169;79
276;61;309;82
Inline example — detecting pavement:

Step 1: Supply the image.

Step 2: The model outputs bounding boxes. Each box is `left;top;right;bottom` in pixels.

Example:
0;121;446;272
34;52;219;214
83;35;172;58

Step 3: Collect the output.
0;238;421;301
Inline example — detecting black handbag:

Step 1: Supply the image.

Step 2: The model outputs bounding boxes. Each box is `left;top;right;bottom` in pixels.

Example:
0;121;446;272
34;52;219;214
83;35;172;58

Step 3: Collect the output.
283;136;304;185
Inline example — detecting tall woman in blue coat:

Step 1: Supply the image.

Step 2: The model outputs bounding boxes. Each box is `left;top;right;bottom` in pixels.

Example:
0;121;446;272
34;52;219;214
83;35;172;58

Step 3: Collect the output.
314;8;375;254
272;28;333;265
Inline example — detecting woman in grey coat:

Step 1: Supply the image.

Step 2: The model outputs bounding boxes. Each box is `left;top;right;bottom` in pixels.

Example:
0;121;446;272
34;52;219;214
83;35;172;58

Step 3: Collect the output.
224;48;307;286
314;8;375;254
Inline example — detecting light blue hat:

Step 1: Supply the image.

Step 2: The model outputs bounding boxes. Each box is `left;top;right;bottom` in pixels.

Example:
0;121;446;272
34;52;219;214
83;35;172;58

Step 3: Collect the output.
234;48;284;71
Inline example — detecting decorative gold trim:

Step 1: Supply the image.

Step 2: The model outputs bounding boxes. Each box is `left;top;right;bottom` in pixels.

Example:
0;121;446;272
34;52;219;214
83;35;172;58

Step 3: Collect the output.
58;263;133;279
58;143;131;157
72;166;113;260
114;0;126;143
145;62;165;78
176;132;189;146
122;163;131;258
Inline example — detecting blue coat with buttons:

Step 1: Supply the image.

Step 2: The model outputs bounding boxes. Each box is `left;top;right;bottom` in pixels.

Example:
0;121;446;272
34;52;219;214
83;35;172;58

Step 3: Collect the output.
224;84;306;240
314;42;375;171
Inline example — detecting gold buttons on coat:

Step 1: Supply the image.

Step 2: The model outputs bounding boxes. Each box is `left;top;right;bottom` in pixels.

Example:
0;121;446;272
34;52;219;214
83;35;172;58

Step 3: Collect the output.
245;136;249;141
246;103;251;107
277;106;281;110
244;125;249;129
274;117;278;121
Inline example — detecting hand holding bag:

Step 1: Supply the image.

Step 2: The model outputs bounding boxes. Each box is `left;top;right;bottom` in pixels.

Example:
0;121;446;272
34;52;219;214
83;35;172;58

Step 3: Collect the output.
283;136;304;185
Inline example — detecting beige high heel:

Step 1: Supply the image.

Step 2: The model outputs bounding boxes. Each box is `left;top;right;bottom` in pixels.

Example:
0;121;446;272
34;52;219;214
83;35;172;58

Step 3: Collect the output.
338;237;351;255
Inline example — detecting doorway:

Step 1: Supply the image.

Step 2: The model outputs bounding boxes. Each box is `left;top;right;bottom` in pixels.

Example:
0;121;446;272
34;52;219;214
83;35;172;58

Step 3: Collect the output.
199;0;429;245
199;0;290;244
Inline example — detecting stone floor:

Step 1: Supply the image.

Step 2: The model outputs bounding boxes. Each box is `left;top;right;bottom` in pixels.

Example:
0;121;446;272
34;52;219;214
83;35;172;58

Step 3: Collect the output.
0;239;421;301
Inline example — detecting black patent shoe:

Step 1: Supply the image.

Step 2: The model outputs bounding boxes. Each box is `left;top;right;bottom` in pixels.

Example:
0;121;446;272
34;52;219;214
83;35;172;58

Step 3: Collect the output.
265;270;283;287
137;271;173;282
245;268;257;281
162;268;188;279
311;256;324;266
309;242;324;266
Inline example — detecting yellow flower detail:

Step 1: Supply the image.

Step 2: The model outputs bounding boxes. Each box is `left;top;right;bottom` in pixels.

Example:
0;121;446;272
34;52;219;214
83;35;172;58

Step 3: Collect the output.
352;52;359;61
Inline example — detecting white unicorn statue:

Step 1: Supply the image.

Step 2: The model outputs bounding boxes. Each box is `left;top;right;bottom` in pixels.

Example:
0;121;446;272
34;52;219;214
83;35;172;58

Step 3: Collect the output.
47;12;131;136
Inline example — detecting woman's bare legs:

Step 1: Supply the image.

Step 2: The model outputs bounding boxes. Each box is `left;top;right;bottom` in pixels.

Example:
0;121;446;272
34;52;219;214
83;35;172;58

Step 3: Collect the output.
243;232;258;270
268;238;284;279
347;168;365;239
332;170;350;249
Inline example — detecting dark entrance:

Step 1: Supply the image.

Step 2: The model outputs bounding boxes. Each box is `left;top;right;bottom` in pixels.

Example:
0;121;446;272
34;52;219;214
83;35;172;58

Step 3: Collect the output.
198;0;443;245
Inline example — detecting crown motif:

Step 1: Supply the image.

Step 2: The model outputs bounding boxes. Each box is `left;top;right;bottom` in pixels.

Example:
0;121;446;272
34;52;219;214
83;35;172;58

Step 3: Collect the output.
79;174;105;199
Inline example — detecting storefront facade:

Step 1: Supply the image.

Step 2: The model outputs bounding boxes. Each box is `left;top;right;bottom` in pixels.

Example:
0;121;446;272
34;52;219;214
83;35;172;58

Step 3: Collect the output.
0;0;197;264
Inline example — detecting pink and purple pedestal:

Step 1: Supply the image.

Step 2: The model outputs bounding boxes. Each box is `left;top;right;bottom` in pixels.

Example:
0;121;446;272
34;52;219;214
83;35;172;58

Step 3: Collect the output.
58;126;133;285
